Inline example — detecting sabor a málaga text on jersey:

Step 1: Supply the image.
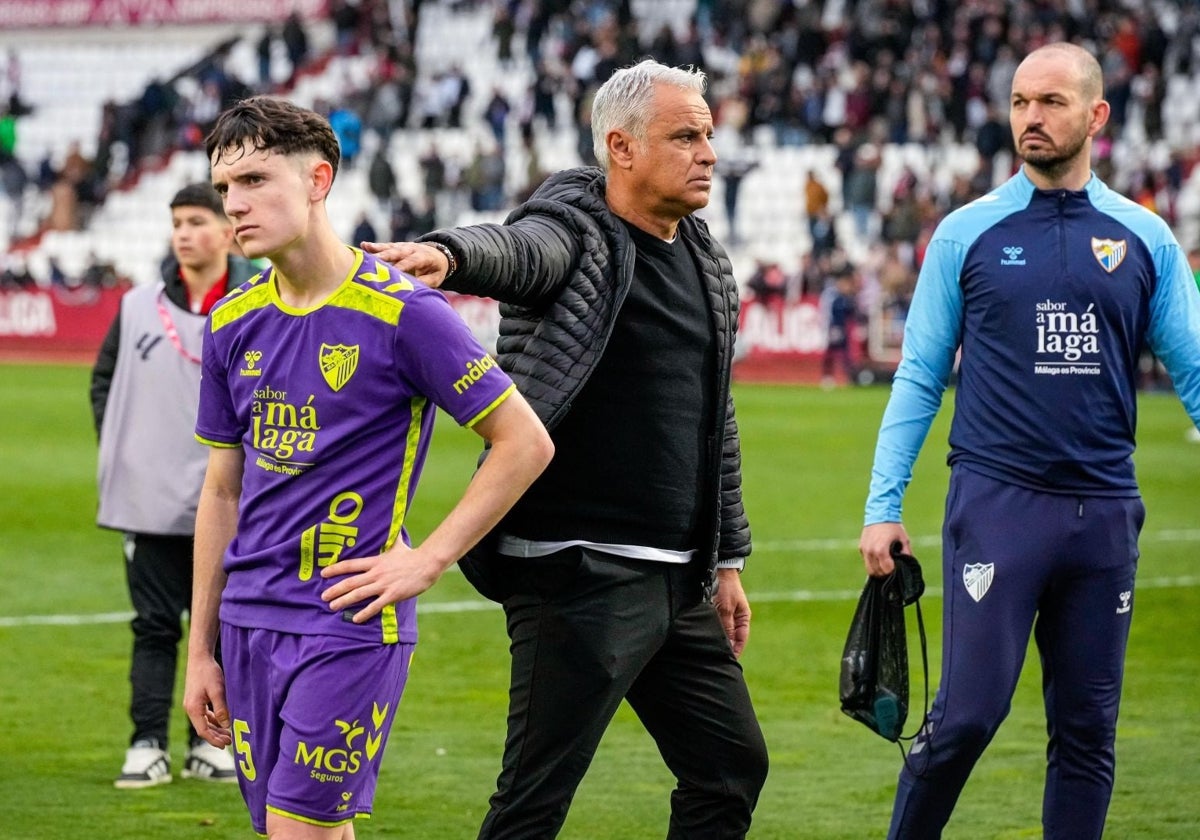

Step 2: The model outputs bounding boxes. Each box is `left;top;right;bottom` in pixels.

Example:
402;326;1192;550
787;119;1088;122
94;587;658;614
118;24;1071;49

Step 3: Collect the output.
195;248;515;644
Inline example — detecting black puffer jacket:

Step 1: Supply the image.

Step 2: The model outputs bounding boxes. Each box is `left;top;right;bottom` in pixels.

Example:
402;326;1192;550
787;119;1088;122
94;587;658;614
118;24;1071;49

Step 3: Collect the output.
424;167;751;592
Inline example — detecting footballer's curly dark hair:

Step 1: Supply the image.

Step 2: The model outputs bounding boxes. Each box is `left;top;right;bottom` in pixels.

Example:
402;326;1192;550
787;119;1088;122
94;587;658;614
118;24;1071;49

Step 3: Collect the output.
205;96;340;181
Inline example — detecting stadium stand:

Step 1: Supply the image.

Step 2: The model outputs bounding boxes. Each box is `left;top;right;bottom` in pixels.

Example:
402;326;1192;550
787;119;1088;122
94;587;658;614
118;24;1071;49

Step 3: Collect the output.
2;0;1198;377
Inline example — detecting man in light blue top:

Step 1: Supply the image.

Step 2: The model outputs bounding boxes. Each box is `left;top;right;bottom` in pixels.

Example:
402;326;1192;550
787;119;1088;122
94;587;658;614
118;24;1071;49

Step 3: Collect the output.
859;42;1200;840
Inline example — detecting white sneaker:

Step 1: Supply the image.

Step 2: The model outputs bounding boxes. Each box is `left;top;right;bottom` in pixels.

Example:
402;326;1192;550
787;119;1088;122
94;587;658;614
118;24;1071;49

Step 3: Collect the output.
115;739;172;789
1186;426;1200;443
183;741;238;783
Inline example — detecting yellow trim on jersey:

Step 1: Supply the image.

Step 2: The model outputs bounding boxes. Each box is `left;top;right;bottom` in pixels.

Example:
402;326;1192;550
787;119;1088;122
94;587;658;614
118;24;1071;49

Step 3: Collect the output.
380;606;399;647
464;383;516;428
378;396;427;644
210;280;273;333
195;434;241;448
210;250;413;332
328;281;406;326
267;250;364;315
264;805;363;828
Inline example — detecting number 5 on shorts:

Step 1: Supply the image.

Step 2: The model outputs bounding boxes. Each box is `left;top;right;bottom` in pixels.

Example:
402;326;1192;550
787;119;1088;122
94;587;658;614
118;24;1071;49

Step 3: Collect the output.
233;719;256;781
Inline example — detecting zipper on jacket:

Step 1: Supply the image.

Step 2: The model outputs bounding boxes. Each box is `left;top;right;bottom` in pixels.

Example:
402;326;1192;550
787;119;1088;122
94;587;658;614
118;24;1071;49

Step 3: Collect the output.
1058;191;1068;275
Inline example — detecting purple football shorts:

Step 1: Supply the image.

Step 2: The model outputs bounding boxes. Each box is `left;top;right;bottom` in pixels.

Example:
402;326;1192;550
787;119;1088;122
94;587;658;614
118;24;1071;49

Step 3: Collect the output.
220;624;414;834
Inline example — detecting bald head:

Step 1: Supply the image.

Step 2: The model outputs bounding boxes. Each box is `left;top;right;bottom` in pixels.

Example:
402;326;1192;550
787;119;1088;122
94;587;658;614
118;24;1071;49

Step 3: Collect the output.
1009;41;1109;189
1018;42;1104;103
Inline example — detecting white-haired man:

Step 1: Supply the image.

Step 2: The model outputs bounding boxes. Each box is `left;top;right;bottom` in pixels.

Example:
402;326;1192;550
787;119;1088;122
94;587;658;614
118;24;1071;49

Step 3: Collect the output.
365;59;769;839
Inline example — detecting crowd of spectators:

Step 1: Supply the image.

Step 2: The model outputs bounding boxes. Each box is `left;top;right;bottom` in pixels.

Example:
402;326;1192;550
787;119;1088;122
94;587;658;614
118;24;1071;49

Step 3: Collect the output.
444;0;1197;367
1;0;1198;376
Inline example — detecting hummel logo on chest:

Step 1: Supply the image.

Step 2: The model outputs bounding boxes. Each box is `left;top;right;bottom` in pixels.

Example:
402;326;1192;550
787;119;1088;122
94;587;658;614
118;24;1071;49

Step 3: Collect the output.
1000;246;1026;266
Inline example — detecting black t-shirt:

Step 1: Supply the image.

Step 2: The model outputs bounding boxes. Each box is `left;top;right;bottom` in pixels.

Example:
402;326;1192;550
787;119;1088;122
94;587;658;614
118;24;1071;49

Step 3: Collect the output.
502;221;717;550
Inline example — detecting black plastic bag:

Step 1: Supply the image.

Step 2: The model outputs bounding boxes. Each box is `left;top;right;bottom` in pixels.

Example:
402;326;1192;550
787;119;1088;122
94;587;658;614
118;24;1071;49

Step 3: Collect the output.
839;543;925;742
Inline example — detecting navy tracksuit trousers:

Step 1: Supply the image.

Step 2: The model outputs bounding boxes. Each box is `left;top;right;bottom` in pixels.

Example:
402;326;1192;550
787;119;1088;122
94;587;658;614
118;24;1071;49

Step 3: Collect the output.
889;467;1144;840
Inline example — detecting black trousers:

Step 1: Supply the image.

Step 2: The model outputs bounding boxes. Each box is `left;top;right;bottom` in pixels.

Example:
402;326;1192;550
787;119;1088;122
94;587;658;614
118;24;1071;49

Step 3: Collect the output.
122;532;199;749
478;547;769;839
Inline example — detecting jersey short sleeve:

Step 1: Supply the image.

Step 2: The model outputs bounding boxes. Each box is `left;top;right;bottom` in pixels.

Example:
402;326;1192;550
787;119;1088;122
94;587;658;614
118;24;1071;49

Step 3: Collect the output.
393;286;515;428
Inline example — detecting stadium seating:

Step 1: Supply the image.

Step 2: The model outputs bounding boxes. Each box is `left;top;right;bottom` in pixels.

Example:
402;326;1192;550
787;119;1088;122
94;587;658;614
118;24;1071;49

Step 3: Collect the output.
3;0;1200;291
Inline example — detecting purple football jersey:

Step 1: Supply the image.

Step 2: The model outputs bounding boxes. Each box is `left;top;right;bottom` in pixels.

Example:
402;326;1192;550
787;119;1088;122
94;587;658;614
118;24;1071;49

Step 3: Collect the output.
196;249;515;643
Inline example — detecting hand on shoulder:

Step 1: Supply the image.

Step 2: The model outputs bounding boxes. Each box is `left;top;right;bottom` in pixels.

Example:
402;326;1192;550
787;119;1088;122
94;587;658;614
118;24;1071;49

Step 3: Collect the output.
361;240;450;288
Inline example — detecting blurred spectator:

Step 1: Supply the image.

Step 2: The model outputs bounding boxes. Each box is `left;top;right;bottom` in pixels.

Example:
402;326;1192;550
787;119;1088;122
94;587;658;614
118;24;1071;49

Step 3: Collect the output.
48;256;70;287
327;105;363;168
745;257;788;306
1130;62;1164;142
809;209;839;260
821;269;860;388
181;79;223;147
0;105;15;159
1;49;31;117
974;101;1010;167
93;100;121;185
876;242;917;319
409;195;437;238
81;252;122;289
388;197;418;241
804;170;830;242
464;141;506;212
46;175;80;232
521;129;550;199
573;85;597;167
282;11;310;83
493;4;516;67
843;142;881;240
717;152;757;246
882;187;922;246
365;72;407;138
255;27;276;87
528;61;561;130
351;213;377;245
483;87;512;148
0;151;27;237
329;0;362;54
131;76;178;166
367;146;398;208
441;64;471;129
419;143;446;197
0;256;35;289
413;71;443;129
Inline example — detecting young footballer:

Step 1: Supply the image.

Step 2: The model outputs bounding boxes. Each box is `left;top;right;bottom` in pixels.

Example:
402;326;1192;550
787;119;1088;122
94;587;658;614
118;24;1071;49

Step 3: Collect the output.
183;96;552;840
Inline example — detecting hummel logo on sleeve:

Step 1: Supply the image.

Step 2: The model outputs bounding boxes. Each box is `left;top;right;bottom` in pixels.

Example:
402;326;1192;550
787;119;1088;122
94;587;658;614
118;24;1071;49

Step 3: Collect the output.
1116;590;1132;614
1001;246;1026;266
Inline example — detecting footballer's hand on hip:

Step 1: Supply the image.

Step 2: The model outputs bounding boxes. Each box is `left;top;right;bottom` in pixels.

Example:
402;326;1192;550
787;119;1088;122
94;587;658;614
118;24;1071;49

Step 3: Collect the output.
320;545;443;622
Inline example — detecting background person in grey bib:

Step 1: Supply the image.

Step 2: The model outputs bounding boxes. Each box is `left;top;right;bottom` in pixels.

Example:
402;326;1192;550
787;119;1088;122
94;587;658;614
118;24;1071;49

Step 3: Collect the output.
91;181;256;789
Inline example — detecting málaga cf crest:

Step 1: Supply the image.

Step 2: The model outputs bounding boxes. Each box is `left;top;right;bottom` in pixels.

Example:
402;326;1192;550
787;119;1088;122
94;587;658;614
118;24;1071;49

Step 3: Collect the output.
1091;237;1127;273
962;563;994;603
319;343;360;392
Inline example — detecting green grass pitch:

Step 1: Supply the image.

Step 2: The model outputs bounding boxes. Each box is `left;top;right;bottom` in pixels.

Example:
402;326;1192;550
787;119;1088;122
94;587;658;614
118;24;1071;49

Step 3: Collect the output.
1;363;1196;839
